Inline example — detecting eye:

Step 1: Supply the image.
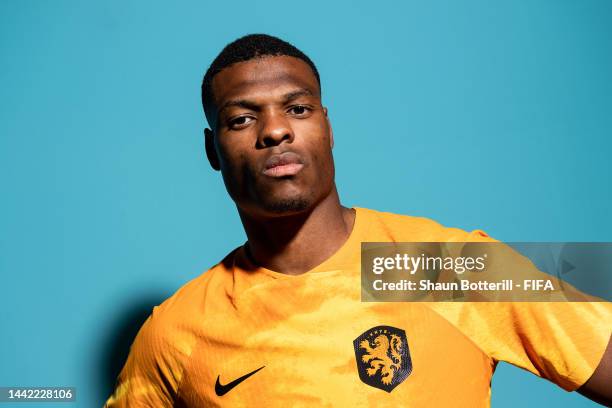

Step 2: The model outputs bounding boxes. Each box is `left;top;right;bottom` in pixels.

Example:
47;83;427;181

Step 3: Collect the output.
228;116;254;129
287;105;312;116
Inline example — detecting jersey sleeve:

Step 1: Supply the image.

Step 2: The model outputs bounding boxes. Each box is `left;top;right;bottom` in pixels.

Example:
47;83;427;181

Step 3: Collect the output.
480;301;611;390
435;229;612;391
104;306;185;407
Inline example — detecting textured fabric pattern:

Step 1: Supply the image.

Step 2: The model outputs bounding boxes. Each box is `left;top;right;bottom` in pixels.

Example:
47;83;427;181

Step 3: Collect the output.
105;207;611;407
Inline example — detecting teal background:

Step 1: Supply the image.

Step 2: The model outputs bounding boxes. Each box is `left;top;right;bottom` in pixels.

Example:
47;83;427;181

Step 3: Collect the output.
1;1;610;406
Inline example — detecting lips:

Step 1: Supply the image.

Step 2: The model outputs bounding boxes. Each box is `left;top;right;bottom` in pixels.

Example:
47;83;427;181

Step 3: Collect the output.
262;151;304;177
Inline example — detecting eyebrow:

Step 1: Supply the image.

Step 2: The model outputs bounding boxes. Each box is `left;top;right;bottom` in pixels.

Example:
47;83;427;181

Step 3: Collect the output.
218;88;315;115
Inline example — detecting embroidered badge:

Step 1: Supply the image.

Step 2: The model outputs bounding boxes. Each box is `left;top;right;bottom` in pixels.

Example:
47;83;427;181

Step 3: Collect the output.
353;325;412;392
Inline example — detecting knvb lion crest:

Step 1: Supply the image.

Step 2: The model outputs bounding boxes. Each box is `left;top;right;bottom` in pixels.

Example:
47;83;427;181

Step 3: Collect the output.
353;325;412;392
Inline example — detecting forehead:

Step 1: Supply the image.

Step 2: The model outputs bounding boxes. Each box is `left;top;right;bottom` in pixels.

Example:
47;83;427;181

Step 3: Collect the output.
211;56;320;106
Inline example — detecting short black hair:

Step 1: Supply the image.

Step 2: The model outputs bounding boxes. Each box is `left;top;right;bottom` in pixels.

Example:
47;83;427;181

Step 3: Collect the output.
201;33;321;127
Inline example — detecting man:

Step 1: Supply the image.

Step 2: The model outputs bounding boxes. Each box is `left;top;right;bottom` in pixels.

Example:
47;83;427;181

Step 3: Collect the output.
105;34;611;407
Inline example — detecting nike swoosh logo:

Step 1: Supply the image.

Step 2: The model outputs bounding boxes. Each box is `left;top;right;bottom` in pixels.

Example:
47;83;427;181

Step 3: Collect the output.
215;366;265;396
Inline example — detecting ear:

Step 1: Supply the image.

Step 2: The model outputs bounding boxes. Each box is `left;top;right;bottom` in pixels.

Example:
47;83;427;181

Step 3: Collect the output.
204;128;220;171
323;107;334;149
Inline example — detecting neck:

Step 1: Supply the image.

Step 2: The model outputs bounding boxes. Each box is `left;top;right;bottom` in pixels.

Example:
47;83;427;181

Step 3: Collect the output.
238;188;356;275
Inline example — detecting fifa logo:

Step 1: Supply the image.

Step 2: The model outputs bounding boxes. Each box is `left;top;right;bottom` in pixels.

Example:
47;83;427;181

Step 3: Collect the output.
353;325;412;392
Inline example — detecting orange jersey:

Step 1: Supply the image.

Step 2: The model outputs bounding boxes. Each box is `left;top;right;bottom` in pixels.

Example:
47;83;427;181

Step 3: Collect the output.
105;207;612;407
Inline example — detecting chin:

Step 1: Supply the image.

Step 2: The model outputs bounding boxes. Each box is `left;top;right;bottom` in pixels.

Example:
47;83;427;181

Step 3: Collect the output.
262;197;312;215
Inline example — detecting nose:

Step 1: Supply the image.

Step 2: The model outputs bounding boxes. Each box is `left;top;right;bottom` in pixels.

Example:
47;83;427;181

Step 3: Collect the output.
257;111;294;148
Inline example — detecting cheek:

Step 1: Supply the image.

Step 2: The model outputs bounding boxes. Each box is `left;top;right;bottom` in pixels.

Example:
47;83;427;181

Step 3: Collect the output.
217;134;251;169
300;130;334;179
295;119;332;151
216;140;252;188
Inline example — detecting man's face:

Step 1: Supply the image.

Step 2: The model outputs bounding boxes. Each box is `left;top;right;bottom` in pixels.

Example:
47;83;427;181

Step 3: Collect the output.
205;55;335;218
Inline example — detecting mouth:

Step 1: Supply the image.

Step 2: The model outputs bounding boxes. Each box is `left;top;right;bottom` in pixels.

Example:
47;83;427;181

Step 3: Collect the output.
262;151;305;178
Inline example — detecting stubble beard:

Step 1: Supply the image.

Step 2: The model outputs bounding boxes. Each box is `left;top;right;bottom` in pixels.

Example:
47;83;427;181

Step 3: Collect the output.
263;196;311;214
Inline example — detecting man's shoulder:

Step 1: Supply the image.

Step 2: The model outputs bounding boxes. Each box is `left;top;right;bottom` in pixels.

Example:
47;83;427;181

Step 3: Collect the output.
358;206;493;242
149;248;239;323
121;249;240;375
